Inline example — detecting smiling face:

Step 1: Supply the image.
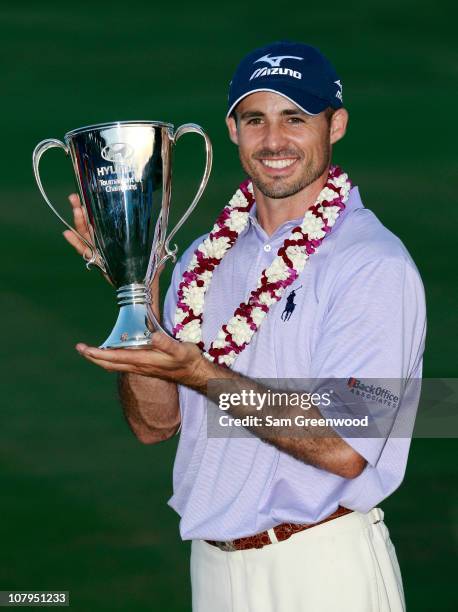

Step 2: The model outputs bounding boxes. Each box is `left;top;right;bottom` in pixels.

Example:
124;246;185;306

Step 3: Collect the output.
226;91;347;199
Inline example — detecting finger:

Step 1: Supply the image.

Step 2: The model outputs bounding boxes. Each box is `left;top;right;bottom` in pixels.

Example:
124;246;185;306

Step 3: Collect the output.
63;229;84;252
80;347;173;375
68;193;91;235
75;344;139;371
150;331;180;355
63;230;92;259
75;343;179;375
73;206;88;231
68;193;81;209
82;353;137;372
73;204;91;236
76;344;159;366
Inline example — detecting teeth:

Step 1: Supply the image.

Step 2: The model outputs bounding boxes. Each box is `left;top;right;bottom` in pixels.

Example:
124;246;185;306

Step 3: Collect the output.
261;159;296;169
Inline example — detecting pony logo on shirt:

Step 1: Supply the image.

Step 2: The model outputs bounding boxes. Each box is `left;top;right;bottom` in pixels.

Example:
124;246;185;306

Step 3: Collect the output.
281;286;302;321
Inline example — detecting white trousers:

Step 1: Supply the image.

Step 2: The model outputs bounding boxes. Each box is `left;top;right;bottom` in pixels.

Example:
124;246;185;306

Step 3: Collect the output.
191;508;406;612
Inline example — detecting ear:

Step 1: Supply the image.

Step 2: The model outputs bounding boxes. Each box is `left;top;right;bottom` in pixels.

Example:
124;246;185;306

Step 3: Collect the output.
225;115;239;145
329;108;349;145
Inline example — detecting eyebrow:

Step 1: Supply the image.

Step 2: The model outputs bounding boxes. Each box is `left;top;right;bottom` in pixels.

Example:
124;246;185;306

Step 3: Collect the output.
239;108;308;120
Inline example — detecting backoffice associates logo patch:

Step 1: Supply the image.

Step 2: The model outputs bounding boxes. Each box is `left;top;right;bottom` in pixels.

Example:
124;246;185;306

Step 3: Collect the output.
347;377;400;408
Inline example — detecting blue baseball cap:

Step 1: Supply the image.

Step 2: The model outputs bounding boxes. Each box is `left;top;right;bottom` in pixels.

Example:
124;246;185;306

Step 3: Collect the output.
227;41;343;118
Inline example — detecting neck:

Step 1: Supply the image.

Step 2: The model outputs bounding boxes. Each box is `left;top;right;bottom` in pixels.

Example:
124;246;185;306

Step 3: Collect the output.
252;166;329;236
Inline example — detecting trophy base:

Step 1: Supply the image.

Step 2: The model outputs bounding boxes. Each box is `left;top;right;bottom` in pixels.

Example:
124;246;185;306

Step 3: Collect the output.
99;283;158;349
99;302;153;349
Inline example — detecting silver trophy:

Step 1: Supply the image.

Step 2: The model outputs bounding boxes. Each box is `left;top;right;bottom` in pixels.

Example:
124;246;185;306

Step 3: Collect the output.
32;121;212;348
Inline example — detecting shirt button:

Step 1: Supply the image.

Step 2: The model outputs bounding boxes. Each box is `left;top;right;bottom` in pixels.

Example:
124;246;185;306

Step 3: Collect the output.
264;244;271;252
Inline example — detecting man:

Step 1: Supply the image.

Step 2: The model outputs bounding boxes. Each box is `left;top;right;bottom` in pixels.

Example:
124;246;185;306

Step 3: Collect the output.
68;41;426;611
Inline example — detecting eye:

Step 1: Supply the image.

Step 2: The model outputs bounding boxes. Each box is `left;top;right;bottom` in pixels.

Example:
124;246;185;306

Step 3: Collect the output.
246;117;263;125
287;117;305;124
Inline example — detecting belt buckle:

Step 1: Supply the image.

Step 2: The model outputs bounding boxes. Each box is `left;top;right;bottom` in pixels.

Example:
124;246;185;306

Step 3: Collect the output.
215;540;237;552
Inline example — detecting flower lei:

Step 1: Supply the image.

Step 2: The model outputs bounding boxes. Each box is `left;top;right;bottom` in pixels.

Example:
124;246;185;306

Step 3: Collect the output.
172;165;351;367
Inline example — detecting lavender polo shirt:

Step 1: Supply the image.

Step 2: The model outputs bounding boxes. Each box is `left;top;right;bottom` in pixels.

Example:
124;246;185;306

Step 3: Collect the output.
163;185;427;541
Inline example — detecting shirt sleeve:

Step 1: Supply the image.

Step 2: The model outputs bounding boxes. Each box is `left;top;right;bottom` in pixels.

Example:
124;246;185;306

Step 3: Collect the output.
311;255;427;466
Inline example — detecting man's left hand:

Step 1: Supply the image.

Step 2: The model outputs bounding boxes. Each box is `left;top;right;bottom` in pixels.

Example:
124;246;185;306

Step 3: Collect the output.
76;332;208;389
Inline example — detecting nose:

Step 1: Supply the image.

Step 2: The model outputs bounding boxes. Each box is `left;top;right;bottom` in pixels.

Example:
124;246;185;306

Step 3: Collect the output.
261;121;289;153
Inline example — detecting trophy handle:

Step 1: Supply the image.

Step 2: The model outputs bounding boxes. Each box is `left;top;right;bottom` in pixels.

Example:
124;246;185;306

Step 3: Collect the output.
161;123;213;266
32;138;107;274
144;123;212;339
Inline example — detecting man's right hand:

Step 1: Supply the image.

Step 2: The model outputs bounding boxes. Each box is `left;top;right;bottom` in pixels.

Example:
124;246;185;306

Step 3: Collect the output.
63;193;112;285
63;193;93;258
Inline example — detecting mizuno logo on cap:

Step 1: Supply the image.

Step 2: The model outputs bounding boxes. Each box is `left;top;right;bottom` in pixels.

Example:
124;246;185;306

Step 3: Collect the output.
254;53;303;68
250;53;303;81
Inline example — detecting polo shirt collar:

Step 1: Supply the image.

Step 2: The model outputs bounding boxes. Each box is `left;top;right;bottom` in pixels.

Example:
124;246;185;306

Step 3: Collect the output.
246;185;364;239
248;202;302;240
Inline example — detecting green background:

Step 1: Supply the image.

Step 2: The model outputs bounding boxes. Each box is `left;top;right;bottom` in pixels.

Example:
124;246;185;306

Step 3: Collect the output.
1;0;457;609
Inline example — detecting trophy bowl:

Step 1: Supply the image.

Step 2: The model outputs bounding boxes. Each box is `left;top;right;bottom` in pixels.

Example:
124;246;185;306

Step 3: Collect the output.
33;120;212;348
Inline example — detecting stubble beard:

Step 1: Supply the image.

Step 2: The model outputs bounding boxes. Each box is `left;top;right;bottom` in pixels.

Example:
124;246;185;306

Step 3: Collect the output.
240;140;331;200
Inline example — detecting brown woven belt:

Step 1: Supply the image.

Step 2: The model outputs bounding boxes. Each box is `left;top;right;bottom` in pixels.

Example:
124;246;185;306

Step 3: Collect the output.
206;506;352;552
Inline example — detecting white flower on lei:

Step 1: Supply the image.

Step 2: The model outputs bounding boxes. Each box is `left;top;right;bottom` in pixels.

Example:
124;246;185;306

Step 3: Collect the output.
177;319;202;343
320;205;341;227
341;182;351;199
199;269;213;288
174;309;188;325
229;190;247;208
212;329;227;349
226;315;253;346
188;254;198;269
258;291;277;306
291;231;303;240
182;283;205;315
250;306;267;326
226;210;250;233
265;257;290;283
218;352;237;366
301;211;326;239
329;172;349;188
286;245;308;270
199;236;231;259
317;186;338;204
